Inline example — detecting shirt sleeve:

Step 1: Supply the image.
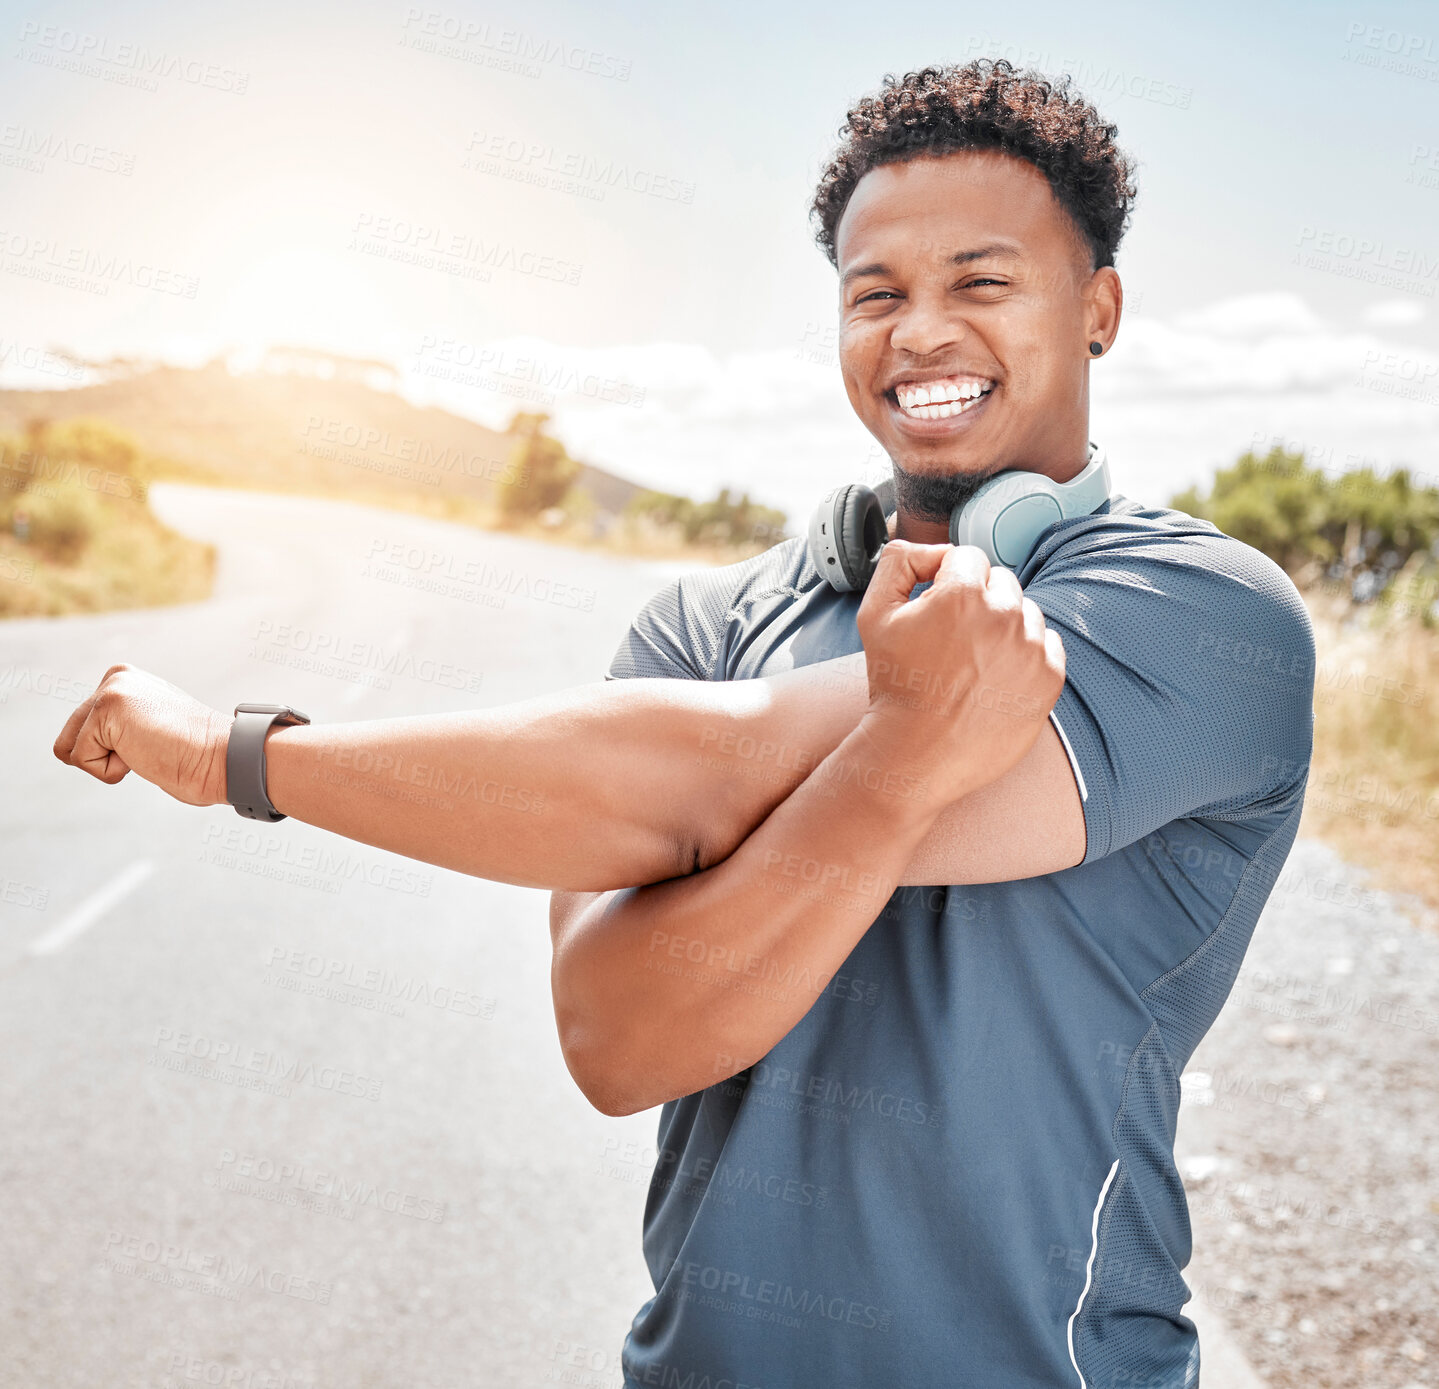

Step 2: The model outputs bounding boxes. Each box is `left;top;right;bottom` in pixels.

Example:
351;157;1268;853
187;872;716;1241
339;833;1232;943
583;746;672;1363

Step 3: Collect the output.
604;566;736;683
1023;522;1316;866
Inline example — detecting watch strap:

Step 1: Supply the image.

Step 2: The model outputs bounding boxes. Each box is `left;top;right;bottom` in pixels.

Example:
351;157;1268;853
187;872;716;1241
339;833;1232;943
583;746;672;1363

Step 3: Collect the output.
227;703;310;821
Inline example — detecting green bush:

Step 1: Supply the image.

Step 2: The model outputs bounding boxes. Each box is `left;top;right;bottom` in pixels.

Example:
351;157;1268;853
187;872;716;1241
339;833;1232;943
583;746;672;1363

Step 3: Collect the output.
625;484;787;550
497;411;580;519
1172;445;1439;614
11;475;108;560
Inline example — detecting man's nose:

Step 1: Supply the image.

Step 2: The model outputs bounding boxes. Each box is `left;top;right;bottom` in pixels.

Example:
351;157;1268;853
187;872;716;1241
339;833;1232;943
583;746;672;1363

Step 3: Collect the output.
886;295;973;358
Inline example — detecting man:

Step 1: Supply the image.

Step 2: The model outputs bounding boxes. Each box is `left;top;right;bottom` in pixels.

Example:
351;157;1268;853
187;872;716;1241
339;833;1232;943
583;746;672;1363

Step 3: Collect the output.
53;58;1313;1389
548;59;1314;1389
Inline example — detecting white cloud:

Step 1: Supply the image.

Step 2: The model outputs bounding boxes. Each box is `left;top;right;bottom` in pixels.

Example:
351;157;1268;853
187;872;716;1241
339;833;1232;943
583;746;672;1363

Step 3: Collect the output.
396;294;1439;531
1361;299;1428;327
1171;291;1325;338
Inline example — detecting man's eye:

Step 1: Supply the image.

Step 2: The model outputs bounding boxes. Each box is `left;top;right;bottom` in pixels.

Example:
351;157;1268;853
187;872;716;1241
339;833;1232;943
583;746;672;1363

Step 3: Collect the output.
964;278;1006;288
856;289;898;303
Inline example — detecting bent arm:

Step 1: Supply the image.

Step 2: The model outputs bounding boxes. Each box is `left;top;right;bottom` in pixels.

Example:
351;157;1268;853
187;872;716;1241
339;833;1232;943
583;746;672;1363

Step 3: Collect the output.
550;719;1084;1114
261;653;877;889
548;713;962;1115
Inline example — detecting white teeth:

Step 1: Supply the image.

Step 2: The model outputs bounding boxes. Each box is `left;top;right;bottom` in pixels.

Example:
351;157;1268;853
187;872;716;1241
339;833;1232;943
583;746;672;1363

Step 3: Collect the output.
893;376;994;414
893;381;993;420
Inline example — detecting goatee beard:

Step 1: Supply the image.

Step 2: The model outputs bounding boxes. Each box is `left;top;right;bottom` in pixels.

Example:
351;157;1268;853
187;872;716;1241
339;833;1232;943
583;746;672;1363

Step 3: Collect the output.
890;460;1002;524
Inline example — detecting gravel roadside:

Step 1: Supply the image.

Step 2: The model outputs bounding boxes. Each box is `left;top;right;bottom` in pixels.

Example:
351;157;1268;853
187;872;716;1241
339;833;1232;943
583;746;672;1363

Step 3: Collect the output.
1175;833;1439;1388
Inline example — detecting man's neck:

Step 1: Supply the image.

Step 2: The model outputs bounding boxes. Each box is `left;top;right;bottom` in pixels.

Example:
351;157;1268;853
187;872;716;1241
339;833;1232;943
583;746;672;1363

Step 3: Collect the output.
891;435;1091;544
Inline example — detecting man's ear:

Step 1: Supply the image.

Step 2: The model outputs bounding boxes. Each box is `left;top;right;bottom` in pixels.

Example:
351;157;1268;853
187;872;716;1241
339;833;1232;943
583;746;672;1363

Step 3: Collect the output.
1084;265;1123;351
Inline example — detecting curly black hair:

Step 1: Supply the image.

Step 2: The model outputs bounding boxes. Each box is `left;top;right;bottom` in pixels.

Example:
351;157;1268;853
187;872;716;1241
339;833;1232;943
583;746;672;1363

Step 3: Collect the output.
810;58;1139;273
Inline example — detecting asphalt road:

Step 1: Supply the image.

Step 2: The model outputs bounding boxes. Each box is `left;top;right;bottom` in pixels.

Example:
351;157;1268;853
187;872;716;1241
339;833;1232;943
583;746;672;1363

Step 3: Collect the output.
0;483;1281;1387
0;483;694;1389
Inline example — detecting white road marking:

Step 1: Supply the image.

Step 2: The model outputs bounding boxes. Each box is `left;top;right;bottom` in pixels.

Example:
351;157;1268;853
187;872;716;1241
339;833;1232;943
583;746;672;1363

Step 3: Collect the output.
27;859;156;957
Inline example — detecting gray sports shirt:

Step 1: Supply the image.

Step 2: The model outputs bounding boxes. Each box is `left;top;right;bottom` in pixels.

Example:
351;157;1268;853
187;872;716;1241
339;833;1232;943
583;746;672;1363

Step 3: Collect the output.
602;489;1315;1388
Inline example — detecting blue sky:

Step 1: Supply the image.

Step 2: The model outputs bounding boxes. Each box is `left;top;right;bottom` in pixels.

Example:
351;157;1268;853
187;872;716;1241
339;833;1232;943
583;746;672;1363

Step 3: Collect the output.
1;0;1436;523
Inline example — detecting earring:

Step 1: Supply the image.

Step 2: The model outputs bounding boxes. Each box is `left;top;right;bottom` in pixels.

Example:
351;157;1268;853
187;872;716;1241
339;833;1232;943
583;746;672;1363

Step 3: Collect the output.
1088;341;1103;356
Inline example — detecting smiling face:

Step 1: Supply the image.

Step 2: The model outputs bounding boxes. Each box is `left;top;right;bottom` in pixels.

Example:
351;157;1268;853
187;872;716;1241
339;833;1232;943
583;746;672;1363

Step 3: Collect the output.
834;148;1121;536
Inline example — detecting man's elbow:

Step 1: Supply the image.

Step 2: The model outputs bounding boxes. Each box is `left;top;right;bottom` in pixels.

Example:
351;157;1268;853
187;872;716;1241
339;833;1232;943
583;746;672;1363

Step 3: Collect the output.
555;1021;656;1117
550;970;658;1116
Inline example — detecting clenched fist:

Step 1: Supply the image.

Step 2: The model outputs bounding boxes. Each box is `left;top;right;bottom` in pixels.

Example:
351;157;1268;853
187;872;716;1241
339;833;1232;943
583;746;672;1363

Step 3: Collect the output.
854;539;1066;798
53;663;230;807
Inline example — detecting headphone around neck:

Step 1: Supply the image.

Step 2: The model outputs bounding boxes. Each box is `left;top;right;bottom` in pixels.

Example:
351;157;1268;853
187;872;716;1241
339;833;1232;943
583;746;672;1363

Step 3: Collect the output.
806;441;1113;593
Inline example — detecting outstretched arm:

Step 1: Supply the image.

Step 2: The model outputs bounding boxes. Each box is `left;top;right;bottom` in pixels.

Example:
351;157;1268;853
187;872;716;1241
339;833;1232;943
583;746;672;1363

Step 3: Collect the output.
54;643;888;890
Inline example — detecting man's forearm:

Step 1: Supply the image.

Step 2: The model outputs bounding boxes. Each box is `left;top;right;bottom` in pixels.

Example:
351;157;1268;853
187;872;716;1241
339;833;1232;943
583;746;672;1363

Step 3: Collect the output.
261;655;873;890
550;714;962;1114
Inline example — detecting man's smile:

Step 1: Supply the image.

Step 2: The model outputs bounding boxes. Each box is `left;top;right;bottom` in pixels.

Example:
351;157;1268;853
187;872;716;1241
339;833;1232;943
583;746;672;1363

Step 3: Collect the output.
884;372;998;433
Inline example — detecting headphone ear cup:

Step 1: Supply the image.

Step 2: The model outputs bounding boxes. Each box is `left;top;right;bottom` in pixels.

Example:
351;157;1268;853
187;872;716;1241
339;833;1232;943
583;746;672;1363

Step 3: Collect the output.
808;483;887;592
836;484;888;592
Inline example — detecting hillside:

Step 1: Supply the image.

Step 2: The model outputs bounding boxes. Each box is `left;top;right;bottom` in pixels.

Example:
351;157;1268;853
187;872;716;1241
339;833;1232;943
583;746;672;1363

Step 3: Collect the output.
0;356;645;517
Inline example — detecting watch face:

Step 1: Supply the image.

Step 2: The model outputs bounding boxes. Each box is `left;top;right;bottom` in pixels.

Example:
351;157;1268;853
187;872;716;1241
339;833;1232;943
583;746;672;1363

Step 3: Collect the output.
234;702;311;724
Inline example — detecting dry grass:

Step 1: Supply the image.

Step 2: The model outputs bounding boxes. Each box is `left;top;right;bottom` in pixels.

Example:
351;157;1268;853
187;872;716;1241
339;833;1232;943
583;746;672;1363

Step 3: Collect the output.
0;468;215;619
1298;583;1439;931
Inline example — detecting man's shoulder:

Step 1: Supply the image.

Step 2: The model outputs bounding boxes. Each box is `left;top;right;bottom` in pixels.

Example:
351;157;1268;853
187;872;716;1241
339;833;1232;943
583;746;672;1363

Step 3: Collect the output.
609;537;817;681
653;535;819;643
669;535;816;613
1030;494;1314;654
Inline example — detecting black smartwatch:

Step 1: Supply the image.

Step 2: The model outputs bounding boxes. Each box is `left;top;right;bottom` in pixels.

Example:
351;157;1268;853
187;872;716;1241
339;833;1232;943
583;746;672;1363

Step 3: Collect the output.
227;702;311;821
